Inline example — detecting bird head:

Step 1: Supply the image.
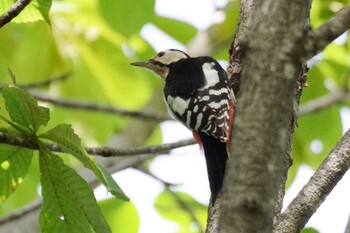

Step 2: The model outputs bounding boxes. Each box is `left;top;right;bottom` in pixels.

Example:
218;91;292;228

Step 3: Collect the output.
131;49;190;79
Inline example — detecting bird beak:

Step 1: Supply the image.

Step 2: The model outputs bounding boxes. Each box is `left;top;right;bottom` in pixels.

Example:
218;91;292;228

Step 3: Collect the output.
130;61;152;69
131;59;168;80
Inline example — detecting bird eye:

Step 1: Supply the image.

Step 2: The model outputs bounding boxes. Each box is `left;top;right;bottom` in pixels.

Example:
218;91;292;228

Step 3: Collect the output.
158;52;165;57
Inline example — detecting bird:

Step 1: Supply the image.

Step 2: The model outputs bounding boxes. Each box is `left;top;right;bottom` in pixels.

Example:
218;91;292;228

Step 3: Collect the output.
131;49;235;202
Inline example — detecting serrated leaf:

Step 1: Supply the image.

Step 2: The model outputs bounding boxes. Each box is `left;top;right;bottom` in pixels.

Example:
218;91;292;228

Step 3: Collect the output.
40;123;86;158
0;0;52;25
39;146;111;233
0;145;33;203
40;124;129;201
2;87;50;133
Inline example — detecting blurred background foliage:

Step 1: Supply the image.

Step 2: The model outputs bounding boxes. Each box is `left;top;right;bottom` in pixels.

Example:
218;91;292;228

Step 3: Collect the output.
0;0;349;232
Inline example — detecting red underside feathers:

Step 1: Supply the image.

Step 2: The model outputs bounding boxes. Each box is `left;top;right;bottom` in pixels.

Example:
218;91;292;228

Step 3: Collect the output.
226;101;235;149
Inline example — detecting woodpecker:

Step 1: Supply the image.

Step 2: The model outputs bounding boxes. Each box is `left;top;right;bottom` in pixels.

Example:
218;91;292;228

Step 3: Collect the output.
131;49;235;202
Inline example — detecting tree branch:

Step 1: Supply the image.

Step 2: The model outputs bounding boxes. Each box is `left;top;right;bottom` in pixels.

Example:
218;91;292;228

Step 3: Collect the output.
17;73;70;89
0;132;196;157
304;6;350;61
0;0;32;28
2;73;169;121
299;91;350;115
0;199;41;226
274;128;350;233
86;139;196;157
29;91;170;121
345;212;350;233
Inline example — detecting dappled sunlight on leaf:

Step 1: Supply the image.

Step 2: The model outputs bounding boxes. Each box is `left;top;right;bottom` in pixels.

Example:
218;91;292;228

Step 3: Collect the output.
0;145;33;203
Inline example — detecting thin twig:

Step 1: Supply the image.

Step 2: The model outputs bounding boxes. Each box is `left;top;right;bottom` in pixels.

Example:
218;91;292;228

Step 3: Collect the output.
29;91;171;121
86;139;196;157
274;128;350;233
0;132;196;157
7;68;17;86
303;6;350;61
1;73;168;121
17;73;70;89
0;199;41;225
0;0;32;28
299;91;350;115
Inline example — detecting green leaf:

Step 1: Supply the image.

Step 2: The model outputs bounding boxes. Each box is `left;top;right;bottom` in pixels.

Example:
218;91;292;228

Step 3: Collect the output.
99;198;140;233
0;152;40;216
294;66;342;169
0;22;66;83
39;146;111;233
2;87;50;133
99;0;155;37
40;123;87;159
40;124;129;201
96;165;130;201
0;0;52;25
0;145;33;203
154;190;207;232
72;38;153;108
318;42;350;87
152;16;197;44
301;227;319;233
310;0;348;28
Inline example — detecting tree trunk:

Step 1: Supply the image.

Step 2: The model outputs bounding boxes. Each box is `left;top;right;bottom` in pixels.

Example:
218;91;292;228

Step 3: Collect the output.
215;1;312;232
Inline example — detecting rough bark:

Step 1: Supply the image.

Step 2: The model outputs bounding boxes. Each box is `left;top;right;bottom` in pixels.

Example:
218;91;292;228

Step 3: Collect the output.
206;1;257;232
274;129;350;233
219;1;312;233
0;0;32;28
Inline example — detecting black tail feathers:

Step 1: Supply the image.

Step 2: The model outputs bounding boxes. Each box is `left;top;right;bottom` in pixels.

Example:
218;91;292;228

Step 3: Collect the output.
198;132;228;202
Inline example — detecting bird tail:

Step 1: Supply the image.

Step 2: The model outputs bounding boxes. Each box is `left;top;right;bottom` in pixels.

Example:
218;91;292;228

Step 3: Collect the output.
194;132;228;202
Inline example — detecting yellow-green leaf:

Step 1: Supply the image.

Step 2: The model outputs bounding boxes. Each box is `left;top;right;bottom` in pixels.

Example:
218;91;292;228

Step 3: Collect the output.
0;145;32;203
2;86;50;133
